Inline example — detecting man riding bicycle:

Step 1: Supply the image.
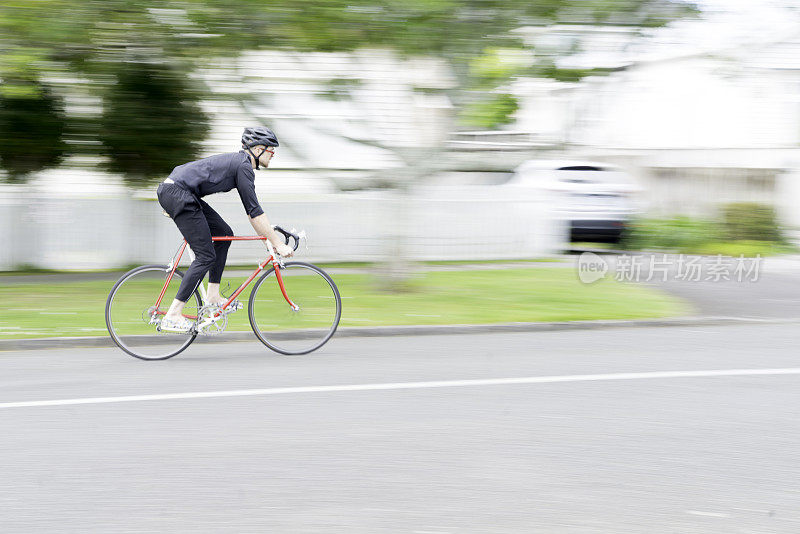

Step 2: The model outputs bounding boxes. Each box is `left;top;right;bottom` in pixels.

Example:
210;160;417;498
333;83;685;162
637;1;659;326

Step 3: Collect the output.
157;126;294;332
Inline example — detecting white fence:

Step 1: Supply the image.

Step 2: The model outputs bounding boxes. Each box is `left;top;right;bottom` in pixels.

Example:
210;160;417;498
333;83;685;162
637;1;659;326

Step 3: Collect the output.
0;185;566;271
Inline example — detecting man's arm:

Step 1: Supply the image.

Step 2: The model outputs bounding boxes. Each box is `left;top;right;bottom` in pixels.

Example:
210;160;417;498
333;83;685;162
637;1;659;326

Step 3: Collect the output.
234;156;293;256
250;213;293;257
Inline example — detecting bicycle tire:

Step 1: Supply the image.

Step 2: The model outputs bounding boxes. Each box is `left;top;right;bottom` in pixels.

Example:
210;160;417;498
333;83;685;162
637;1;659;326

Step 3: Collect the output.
105;264;201;361
248;261;341;355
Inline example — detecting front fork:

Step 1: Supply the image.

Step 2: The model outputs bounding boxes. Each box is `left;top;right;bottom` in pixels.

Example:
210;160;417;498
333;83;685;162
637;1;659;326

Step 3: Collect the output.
267;241;300;312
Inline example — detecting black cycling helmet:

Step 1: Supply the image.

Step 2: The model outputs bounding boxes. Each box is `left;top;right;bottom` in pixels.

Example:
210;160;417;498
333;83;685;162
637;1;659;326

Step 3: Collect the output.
241;126;279;170
242;126;279;148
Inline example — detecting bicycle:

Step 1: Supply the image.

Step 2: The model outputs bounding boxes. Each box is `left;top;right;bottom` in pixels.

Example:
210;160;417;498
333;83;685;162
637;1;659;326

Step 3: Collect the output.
105;226;341;360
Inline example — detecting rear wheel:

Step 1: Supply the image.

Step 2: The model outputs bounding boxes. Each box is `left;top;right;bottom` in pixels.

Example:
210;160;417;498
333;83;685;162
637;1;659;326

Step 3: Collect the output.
248;262;341;355
105;265;201;360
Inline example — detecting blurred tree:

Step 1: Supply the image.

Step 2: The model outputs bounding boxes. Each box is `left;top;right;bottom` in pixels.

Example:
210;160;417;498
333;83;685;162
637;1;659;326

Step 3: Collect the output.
100;62;208;185
0;82;67;182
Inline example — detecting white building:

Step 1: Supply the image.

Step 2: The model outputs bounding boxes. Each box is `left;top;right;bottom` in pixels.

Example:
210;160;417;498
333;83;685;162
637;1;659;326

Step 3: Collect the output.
512;10;800;229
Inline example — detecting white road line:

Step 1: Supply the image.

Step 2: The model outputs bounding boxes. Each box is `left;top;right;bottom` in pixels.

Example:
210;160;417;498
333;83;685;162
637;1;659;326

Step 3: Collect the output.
686;510;730;518
2;367;800;410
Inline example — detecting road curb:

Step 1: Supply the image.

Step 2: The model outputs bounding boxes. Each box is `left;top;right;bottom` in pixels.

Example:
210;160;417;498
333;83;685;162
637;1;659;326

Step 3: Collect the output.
0;316;796;352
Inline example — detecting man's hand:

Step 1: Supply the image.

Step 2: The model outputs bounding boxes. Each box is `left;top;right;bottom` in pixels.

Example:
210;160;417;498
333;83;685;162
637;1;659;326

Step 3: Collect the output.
250;213;295;257
275;242;294;257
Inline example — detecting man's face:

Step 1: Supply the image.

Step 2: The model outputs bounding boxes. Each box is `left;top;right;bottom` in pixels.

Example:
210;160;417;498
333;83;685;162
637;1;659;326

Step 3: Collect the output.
255;145;275;168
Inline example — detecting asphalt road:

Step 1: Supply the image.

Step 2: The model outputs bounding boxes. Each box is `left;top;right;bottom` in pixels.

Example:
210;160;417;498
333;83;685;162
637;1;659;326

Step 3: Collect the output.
637;254;800;319
2;325;800;533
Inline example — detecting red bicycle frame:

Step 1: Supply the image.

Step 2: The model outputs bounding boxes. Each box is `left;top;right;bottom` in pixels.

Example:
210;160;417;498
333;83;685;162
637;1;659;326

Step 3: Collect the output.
153;236;298;319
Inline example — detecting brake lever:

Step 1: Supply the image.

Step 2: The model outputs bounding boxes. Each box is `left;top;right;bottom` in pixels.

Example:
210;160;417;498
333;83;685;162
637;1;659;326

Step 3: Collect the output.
290;228;308;252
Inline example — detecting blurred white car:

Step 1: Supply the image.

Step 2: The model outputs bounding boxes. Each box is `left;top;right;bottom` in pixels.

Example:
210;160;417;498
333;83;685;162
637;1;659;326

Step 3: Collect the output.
507;160;642;243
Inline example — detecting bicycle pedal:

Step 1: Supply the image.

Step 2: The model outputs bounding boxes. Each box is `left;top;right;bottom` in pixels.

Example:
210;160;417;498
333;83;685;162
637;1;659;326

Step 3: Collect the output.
220;300;244;313
157;317;197;334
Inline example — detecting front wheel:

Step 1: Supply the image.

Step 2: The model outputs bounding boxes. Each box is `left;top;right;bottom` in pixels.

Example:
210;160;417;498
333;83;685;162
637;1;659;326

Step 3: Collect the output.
248;262;341;355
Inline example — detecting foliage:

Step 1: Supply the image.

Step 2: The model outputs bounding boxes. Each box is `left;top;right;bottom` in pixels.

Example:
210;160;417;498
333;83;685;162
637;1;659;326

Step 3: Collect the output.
460;93;519;129
720;202;784;243
99;63;209;183
0;0;700;84
469;47;532;89
0;82;67;181
623;216;722;252
623;203;789;256
535;62;612;83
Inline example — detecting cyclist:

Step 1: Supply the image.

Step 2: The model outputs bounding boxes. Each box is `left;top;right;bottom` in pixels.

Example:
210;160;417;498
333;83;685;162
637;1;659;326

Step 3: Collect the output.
157;126;294;332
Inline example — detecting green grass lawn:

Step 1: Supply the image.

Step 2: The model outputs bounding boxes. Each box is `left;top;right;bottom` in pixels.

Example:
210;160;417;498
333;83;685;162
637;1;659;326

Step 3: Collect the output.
0;268;692;339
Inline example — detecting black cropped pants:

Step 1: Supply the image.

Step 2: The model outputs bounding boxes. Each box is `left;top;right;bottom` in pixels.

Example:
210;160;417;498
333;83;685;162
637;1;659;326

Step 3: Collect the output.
157;183;233;302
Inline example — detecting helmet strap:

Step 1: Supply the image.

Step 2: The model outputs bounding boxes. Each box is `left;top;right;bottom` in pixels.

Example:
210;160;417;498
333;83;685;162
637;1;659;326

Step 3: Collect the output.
246;146;268;170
